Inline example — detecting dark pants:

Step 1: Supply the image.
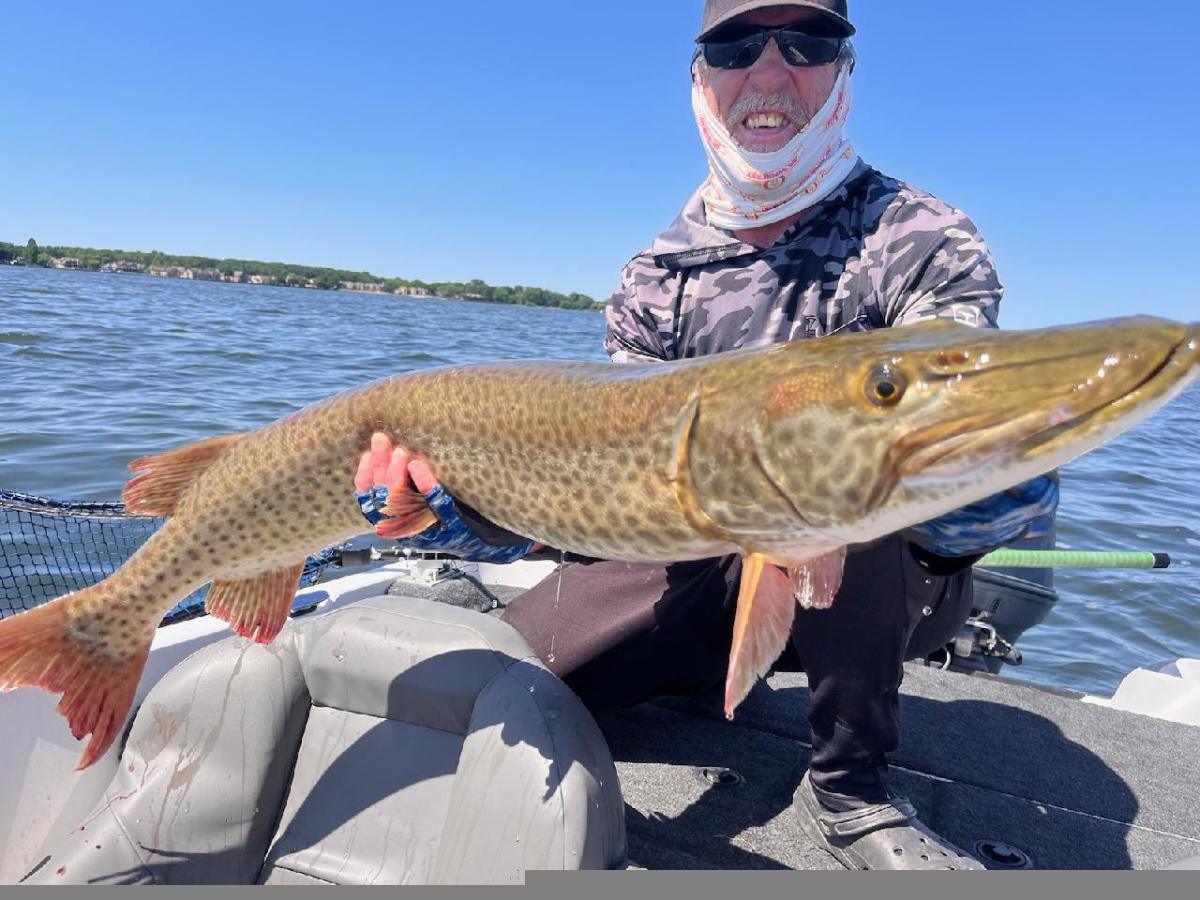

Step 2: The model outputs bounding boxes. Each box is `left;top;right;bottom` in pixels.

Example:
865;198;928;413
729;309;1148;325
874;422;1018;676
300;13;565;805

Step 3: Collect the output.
500;535;974;810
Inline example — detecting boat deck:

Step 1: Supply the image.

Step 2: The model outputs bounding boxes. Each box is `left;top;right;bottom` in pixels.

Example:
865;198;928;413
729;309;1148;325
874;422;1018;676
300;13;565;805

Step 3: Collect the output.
4;566;1196;880
386;569;1200;871
592;663;1200;870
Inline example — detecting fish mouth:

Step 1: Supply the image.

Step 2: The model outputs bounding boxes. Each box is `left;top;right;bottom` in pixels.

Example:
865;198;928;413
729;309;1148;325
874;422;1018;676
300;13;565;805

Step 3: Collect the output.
894;321;1200;482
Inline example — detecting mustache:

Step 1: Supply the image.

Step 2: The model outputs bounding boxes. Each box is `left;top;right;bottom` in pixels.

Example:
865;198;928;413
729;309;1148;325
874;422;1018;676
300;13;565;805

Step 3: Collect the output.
725;91;809;130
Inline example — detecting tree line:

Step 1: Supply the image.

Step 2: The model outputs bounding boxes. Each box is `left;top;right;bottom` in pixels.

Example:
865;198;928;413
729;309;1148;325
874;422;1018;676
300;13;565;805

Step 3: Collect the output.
0;238;603;311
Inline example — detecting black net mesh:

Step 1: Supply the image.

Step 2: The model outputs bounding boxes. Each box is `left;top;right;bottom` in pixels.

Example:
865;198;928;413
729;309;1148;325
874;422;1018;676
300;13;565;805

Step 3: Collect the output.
0;490;335;624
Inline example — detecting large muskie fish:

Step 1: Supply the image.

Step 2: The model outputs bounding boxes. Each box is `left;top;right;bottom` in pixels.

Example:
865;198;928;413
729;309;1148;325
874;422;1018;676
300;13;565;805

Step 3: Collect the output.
1;316;1197;767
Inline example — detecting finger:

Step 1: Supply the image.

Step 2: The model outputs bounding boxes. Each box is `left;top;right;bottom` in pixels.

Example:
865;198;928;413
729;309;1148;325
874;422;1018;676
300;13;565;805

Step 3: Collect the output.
370;432;392;486
353;450;374;494
408;457;440;494
384;447;410;498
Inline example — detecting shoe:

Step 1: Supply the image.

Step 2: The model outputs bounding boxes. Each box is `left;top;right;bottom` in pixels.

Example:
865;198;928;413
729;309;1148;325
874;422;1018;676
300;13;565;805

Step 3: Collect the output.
793;771;985;870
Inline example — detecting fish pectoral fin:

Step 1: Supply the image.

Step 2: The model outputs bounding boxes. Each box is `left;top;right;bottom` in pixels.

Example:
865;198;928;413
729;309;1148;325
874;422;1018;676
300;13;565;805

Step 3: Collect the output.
0;586;150;770
724;552;798;719
205;562;305;644
123;432;245;516
787;547;847;611
723;548;849;719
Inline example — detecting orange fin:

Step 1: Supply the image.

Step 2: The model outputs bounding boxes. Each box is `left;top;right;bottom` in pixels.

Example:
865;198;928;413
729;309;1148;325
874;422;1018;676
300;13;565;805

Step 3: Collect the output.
789;548;847;611
724;549;848;719
378;449;439;539
0;589;152;769
355;437;440;540
123;433;244;516
724;553;798;719
375;490;439;539
205;562;305;643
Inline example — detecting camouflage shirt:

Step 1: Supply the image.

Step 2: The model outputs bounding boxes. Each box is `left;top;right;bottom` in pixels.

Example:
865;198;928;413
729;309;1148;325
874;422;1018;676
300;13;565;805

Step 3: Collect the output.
605;159;1003;362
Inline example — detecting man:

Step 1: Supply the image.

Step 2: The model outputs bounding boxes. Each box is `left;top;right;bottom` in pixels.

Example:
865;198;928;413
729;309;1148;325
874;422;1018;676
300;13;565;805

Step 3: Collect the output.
356;0;1057;870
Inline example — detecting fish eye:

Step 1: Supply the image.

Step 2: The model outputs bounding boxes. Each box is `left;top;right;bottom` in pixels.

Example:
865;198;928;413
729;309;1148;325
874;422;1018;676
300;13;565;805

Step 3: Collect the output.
866;365;906;407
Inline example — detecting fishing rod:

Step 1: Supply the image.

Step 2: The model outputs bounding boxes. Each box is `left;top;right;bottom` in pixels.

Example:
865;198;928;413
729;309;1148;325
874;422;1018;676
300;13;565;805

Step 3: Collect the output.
335;546;1177;570
978;549;1172;569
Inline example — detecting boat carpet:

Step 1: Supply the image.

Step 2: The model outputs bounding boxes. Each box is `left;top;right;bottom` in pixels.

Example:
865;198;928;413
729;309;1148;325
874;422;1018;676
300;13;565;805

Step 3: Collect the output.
594;663;1200;870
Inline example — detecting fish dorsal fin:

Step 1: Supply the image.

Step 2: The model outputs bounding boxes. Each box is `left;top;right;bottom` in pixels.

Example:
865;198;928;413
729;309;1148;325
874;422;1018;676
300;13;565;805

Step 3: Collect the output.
724;549;847;718
206;562;305;643
123;433;244;516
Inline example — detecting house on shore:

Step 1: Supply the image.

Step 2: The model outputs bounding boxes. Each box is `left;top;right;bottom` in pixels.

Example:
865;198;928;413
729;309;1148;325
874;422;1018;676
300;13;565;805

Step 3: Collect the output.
100;260;146;273
180;267;221;281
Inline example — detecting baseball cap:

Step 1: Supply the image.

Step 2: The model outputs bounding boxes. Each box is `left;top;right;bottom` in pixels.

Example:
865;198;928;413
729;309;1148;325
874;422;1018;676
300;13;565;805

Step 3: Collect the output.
696;0;855;41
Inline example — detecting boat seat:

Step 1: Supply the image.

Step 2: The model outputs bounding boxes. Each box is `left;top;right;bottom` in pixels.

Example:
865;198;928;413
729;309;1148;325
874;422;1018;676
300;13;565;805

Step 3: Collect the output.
23;594;627;884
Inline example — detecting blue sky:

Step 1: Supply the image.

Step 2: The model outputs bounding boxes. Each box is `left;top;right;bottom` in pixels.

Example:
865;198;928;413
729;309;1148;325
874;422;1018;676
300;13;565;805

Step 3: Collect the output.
2;1;1197;327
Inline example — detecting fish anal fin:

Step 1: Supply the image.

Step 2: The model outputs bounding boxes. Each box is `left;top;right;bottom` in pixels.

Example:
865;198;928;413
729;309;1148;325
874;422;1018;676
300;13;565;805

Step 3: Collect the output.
205;562;304;644
123;433;245;516
787;547;847;611
0;589;151;769
724;553;798;719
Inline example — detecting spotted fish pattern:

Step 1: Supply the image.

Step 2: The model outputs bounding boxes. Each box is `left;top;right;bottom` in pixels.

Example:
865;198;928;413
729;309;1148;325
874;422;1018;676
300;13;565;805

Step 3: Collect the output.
2;314;1197;770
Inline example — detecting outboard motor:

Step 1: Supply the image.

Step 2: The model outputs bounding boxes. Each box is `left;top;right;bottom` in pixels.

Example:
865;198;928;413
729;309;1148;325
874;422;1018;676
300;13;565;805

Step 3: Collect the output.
946;528;1058;675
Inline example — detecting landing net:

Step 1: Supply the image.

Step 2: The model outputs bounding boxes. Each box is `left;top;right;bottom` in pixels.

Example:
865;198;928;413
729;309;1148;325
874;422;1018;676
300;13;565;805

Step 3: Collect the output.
0;490;334;623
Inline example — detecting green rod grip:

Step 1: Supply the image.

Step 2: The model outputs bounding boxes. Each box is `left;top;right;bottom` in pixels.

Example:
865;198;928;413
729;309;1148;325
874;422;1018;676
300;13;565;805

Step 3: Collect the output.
978;549;1171;569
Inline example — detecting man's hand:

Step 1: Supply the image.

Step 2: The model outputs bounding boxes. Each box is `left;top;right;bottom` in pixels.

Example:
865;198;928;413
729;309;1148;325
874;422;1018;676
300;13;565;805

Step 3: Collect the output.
354;432;538;564
904;474;1059;558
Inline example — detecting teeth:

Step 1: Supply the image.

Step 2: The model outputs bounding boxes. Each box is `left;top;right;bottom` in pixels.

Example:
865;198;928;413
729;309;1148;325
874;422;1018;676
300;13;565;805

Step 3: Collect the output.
745;113;786;129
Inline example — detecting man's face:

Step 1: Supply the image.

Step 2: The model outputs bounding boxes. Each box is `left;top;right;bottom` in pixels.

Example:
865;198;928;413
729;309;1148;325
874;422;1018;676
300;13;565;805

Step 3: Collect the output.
698;6;840;153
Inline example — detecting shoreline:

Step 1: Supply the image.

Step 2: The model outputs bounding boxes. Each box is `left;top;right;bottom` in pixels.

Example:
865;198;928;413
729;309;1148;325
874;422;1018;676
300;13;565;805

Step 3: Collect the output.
2;263;606;314
0;242;604;312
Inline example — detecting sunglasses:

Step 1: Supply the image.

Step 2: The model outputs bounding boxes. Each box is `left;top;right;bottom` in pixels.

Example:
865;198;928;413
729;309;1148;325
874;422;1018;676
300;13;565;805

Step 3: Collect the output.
701;24;844;70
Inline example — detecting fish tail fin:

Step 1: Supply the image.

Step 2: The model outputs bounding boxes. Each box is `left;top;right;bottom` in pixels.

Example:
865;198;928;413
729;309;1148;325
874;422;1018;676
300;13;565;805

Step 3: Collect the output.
0;587;152;769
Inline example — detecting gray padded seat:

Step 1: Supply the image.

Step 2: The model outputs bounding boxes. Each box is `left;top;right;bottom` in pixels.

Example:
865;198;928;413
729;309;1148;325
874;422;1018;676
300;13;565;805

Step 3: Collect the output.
24;595;627;884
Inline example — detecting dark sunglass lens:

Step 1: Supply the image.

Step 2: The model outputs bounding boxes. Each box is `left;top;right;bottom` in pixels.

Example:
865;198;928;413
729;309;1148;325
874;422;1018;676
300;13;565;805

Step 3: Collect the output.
704;33;766;69
779;33;842;66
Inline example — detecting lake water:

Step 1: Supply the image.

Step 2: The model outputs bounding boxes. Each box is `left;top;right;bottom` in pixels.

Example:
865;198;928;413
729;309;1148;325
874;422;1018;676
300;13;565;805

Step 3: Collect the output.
1;265;1197;696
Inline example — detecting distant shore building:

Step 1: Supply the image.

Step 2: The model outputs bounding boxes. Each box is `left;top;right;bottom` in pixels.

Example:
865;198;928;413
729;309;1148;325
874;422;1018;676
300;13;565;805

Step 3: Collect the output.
6;247;595;307
180;267;221;281
100;260;145;273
